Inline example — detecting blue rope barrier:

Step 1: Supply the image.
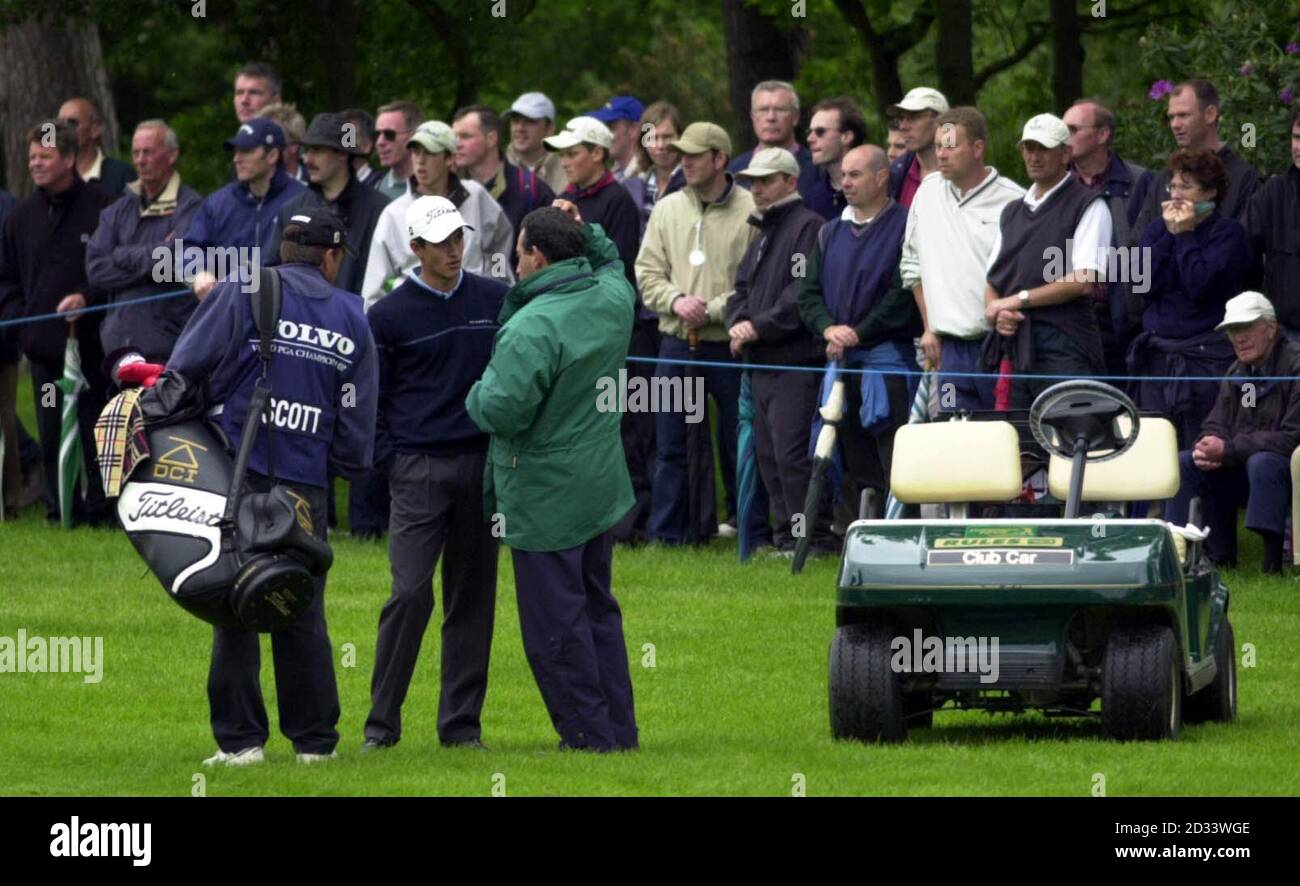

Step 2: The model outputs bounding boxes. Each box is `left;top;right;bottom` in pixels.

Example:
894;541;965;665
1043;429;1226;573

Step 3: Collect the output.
0;287;195;329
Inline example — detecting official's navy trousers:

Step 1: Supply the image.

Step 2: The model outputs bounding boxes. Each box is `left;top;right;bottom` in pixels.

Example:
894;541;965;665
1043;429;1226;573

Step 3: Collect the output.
209;475;339;755
1167;450;1290;564
512;530;638;751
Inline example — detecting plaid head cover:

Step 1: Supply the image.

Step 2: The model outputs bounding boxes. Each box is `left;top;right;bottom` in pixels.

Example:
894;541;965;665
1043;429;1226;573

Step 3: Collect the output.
94;388;149;499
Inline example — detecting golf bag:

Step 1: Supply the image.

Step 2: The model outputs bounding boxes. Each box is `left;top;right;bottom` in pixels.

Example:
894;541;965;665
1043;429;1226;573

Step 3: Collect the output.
116;269;332;632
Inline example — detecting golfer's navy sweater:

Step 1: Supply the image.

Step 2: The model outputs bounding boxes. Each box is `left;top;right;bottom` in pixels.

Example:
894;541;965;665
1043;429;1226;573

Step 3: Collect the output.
367;269;507;463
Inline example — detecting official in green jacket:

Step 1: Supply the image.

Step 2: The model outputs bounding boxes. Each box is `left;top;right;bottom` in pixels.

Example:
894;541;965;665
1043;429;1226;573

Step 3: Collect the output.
466;204;638;751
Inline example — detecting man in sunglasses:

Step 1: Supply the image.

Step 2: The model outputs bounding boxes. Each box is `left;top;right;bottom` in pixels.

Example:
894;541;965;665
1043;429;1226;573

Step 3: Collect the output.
374;101;424;201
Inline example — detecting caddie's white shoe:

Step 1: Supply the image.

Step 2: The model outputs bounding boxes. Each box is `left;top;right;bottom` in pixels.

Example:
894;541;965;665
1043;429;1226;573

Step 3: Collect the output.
202;746;264;767
296;751;338;764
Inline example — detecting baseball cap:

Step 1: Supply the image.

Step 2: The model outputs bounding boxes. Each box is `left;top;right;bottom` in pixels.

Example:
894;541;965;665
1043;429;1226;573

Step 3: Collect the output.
506;92;556;121
1216;291;1277;331
671;122;732;155
282;209;355;257
224;118;286;151
737;147;799;178
1018;114;1071;149
406;195;474;245
300;112;369;156
407;120;456;155
589;96;645;124
544;116;614;152
889;87;949;116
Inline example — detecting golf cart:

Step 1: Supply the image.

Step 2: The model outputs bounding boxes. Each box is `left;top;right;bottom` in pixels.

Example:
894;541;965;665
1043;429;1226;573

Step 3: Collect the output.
829;380;1237;742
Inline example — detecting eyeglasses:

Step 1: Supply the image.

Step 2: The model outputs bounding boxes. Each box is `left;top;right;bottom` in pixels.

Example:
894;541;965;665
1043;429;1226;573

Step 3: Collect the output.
376;129;412;142
808;127;840;137
1167;181;1204;195
754;105;794;117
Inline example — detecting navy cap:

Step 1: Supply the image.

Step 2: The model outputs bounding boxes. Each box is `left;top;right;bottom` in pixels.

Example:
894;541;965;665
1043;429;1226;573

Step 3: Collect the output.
224;118;286;151
282;208;356;258
588;96;645;124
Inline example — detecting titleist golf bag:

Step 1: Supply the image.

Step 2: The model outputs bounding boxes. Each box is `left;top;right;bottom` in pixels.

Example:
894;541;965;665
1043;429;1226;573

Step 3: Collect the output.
116;269;332;631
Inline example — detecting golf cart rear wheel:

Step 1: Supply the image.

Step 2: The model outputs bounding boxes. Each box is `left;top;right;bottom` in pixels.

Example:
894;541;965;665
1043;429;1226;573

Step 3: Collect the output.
829;624;907;743
1185;617;1237;724
1102;624;1182;741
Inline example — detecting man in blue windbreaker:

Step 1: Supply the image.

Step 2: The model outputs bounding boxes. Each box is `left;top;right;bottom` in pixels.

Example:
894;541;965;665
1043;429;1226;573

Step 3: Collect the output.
163;208;378;766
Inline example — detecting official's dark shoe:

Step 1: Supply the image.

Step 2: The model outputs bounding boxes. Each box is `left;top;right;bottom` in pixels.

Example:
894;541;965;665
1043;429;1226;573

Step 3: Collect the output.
360;737;396;753
441;737;488;750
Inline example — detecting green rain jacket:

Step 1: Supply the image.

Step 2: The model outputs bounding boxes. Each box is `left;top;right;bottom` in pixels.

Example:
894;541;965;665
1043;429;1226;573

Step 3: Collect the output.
466;223;636;551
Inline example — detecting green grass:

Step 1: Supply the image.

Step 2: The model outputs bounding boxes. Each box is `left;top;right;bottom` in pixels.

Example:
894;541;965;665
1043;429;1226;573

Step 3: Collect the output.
1;512;1298;797
2;372;1298;796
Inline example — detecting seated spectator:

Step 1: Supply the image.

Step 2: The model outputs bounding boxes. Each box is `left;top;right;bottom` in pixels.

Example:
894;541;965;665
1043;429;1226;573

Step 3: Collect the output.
362;120;515;310
58;96;137;195
86;119;203;383
1166;293;1300;573
1130;148;1251;448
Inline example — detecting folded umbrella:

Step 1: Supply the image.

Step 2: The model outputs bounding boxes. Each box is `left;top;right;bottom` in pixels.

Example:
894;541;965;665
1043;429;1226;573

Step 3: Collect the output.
55;324;88;528
792;362;844;574
736;370;759;561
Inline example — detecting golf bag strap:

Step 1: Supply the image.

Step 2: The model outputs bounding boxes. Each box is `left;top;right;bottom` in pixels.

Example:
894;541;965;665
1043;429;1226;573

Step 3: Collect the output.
254;267;282;369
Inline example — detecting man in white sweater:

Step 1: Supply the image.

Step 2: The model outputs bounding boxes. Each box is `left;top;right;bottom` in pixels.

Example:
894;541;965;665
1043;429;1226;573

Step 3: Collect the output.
900;106;1025;411
362;120;514;310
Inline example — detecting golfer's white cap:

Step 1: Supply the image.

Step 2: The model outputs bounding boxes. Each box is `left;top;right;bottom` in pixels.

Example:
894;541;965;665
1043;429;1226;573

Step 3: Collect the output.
544;116;614;152
1217;291;1276;331
406;195;472;245
1018;113;1070;149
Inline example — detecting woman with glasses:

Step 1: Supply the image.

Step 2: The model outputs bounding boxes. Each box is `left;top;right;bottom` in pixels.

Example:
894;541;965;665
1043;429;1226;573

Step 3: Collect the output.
1130;147;1252;447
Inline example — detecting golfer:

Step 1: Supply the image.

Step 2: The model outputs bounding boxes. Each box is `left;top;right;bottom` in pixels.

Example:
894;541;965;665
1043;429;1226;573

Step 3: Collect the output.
466;202;639;751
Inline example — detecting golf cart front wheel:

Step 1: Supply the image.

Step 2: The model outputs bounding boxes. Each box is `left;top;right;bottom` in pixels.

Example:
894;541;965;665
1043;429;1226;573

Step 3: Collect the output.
829;624;907;743
1102;624;1182;741
1184;617;1237;724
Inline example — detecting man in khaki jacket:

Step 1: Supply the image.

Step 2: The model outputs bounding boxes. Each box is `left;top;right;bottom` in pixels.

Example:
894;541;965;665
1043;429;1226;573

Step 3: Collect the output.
635;121;759;544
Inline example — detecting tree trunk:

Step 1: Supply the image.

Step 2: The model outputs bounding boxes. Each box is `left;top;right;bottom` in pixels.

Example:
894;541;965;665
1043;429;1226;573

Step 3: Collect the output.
1051;0;1085;112
935;0;975;107
317;0;359;109
0;13;120;199
720;0;806;155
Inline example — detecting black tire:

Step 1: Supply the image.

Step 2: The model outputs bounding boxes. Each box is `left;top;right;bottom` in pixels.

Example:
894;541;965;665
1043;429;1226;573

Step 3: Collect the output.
1185;617;1237;724
829;624;906;743
1102;624;1182;741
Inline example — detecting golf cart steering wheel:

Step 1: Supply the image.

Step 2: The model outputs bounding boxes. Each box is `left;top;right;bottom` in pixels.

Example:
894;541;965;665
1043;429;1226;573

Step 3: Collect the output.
1029;380;1140;463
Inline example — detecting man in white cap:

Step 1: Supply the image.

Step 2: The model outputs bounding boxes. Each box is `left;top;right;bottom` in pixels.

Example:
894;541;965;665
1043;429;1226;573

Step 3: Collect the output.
726;147;829;554
1166;292;1300;573
505;91;568;195
983;112;1113;408
886;86;949;208
363;120;515;309
361;195;509;751
636;121;761;544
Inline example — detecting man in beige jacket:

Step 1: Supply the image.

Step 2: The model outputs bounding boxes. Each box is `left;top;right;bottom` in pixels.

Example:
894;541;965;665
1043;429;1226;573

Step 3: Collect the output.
635;121;762;544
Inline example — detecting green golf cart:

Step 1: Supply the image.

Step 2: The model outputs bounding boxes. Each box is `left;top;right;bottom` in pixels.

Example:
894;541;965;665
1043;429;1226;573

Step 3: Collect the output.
829;380;1238;742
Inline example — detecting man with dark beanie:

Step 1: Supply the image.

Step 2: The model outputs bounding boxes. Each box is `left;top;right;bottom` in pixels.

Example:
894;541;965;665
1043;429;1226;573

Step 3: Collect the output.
984;113;1113;408
726;147;830;554
362;195;506;752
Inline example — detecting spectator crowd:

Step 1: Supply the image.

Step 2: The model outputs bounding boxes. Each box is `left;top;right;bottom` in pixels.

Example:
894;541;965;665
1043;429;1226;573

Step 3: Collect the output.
1;64;1299;754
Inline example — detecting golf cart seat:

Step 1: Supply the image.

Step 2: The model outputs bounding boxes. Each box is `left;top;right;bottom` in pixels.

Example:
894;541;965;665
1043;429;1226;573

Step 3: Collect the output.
891;420;1023;504
1045;416;1179;502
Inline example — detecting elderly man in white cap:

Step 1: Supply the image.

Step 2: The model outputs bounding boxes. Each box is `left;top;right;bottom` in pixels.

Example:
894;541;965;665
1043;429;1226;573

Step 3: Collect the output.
505;91;568;194
983;112;1113;408
361;194;509;752
1166;292;1300;573
362;120;514;309
886;86;949;208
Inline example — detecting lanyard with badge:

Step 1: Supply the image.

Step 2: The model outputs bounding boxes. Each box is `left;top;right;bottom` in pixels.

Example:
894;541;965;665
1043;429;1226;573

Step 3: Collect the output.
689;217;707;267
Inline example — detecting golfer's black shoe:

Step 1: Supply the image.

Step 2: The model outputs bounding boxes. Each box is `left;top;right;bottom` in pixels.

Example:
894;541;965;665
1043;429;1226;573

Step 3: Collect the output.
441;737;488;750
360;738;396;753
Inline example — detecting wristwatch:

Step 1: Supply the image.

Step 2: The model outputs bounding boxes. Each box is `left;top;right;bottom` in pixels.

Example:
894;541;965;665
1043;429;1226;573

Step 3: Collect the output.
1017;289;1031;308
